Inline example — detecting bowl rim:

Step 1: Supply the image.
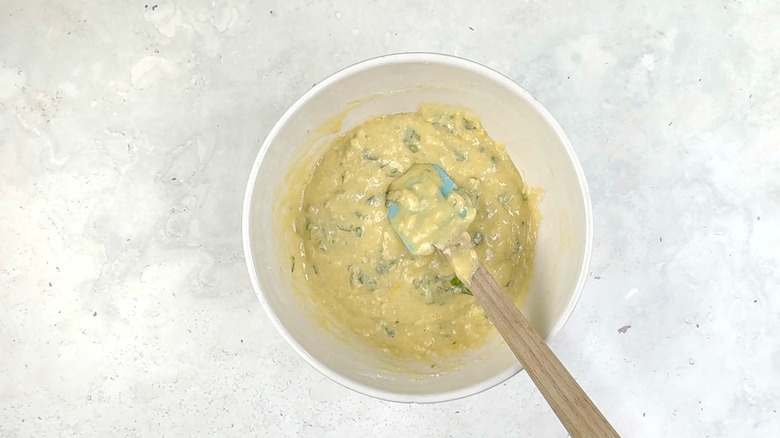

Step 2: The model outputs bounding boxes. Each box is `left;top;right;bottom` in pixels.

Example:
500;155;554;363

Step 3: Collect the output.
242;52;593;403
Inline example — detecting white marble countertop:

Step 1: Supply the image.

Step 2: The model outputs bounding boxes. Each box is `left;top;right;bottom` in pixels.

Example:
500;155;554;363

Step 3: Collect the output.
2;1;779;436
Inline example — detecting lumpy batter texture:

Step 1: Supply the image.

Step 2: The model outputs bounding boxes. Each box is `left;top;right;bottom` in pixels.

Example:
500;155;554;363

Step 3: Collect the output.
289;105;538;361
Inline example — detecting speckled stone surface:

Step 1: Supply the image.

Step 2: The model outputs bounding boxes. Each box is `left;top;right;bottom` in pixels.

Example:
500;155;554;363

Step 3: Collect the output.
1;1;779;436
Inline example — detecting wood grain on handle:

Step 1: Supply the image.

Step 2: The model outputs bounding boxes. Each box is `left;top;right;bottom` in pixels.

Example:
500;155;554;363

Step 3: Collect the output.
469;265;620;438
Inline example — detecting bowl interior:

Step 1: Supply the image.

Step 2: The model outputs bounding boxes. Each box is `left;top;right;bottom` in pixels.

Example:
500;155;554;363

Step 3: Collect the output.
243;54;591;402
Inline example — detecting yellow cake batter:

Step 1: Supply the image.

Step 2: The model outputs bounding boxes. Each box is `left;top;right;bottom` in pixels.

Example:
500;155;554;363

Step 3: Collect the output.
286;105;538;361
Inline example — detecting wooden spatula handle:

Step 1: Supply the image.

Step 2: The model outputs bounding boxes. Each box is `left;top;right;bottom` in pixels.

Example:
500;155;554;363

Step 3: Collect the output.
469;265;619;438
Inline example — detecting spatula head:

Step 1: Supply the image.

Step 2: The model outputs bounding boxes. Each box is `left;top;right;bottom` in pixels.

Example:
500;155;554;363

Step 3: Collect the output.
386;163;476;257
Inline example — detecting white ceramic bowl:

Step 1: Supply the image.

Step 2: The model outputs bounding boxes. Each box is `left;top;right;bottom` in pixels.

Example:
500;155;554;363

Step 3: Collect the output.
242;53;592;403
